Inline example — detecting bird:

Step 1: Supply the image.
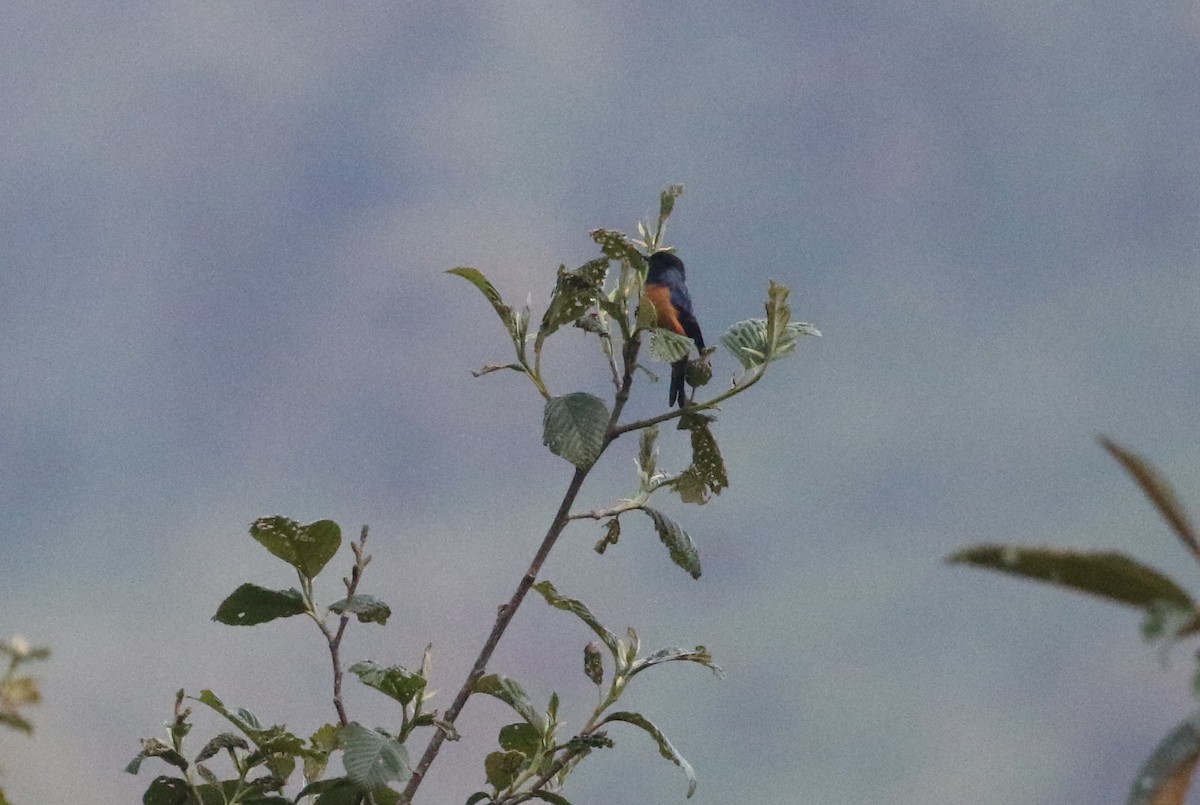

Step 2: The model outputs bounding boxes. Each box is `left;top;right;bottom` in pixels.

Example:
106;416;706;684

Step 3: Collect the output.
645;251;705;408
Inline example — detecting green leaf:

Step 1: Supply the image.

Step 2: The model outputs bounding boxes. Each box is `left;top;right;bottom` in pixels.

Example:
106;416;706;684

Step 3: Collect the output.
1101;438;1200;560
672;419;727;504
1129;711;1200;805
465;793;492;805
329;594;391;625
213;583;307;626
629;646;724;679
641;507;702;579
720;318;821;370
474;675;545;733
348;661;427;706
143;776;191;805
484;750;527;790
659;185;683;223
341;723;410;789
498;722;541;757
542;393;609;469
195;732;249;763
531;792;574;805
0;712;32;735
194;690;296;749
537;259;608;346
126;738;188;775
947;545;1195;610
599;711;697;798
649;328;693;363
532;580;619;655
250;517;342;580
637;426;659;482
447;267;515;331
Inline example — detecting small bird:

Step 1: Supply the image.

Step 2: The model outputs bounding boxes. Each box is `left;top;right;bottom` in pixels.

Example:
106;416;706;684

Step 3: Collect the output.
645;251;705;408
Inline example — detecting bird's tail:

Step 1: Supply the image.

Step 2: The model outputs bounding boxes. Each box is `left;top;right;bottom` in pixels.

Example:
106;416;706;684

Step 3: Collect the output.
669;358;687;408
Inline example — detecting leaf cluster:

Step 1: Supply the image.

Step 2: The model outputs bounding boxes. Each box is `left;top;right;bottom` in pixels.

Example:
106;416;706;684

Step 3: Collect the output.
462;580;721;804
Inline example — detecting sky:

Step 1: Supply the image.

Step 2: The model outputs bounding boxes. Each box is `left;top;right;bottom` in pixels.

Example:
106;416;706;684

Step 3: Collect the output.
4;2;1200;803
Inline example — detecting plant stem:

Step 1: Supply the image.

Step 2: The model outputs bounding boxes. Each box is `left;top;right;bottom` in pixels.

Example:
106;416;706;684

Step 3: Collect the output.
398;465;590;803
400;331;646;804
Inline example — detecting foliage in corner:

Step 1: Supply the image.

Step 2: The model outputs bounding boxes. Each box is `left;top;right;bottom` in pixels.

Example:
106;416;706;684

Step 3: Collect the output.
950;438;1200;805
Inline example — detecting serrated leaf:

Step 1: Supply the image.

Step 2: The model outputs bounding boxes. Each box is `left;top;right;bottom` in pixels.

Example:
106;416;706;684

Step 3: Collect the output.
1101;438;1200;560
720;318;820;370
249;517;342;580
590;228;646;268
195;732;249;763
948;545;1194;610
532;580;619;655
649;328;693;363
348;661;426;706
341;723;410;789
193;691;289;748
641;507;702;579
329;594;391;625
498;722;541;757
484;750;527;790
1129;712;1200;805
474;675;544;733
599;711;697;798
213;583;308;626
543;393;609;469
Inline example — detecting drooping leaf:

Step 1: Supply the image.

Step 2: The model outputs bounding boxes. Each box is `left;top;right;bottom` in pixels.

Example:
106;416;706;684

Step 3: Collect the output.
447;267;515;332
195;733;250;763
948;545;1194;610
250;517;342;580
537;259;608;346
348;661;426;706
628;646;724;679
531;792;574;805
641;507;702;579
0;712;32;735
595;518;621;554
474;675;544;733
193;691;295;749
584;641;605;687
1101;438;1200;561
341;723;410;789
532;580;619;655
329;594;392;626
598;711;697;798
672;419;727;504
213;584;307;626
543;393;609;469
484;750;527;790
126;738;188;775
1129;712;1200;805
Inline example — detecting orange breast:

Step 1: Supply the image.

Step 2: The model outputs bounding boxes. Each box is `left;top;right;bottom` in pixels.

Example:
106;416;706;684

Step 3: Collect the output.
645;285;685;335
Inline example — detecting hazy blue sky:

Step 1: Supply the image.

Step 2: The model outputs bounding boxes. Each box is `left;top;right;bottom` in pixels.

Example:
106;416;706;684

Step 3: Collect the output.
4;3;1200;803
